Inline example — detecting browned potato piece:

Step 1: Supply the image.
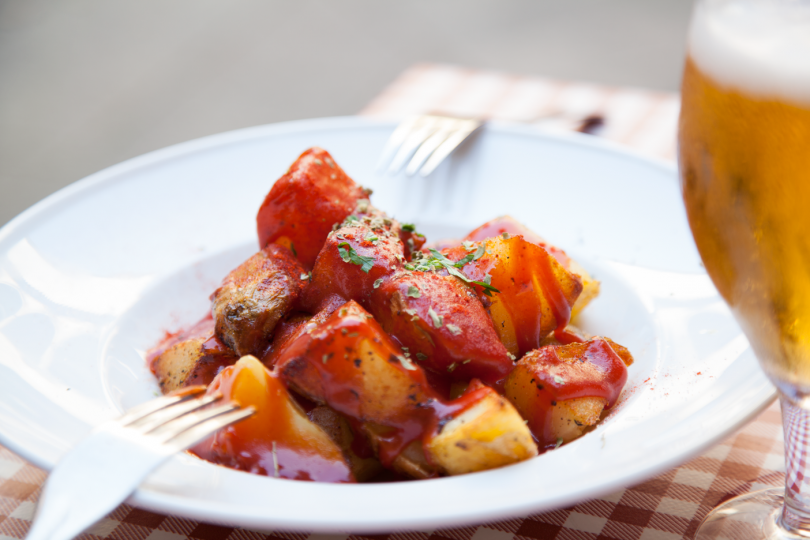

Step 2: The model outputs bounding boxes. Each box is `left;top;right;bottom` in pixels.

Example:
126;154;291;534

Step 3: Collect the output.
548;396;607;444
504;338;630;448
153;332;237;394
463;216;600;319
568;259;600;319
363;424;438;479
276;301;436;426
191;356;354;482
211;244;306;357
308;406;384;482
425;382;537;475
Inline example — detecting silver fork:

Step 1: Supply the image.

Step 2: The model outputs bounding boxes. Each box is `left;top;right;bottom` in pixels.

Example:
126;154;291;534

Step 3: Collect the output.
377;114;483;177
26;386;254;540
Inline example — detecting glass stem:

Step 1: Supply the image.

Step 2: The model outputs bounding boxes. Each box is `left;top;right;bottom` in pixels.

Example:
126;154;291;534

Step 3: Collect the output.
779;393;810;533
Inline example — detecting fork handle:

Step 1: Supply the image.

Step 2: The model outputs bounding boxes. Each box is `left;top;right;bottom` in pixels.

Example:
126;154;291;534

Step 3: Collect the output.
26;429;172;540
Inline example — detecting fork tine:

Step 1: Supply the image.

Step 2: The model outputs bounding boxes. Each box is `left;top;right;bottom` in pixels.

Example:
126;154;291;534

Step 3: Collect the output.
376;115;421;173
404;118;456;176
149;401;251;443
127;392;222;434
387;116;441;175
164;406;256;451
418;119;482;176
117;386;206;426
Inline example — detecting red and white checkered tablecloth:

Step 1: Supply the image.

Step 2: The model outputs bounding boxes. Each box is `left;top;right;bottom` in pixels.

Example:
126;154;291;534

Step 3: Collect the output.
0;64;783;540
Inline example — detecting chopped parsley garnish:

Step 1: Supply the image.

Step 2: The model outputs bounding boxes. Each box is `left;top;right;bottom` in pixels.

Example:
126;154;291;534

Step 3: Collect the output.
373;278;383;289
407;285;421;298
401;223;416;232
403;247;500;296
447;363;457;373
446;324;462;336
337;242;375;273
555;438;563;449
404;308;419;321
428;307;443;328
398;355;417;371
507;352;517;361
501;232;510;239
290;242;298;257
416;352;428;361
300;272;310;281
364;231;379;243
554;375;566;385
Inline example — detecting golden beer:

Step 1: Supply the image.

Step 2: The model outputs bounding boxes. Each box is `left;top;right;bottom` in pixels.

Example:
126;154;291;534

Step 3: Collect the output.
679;4;810;389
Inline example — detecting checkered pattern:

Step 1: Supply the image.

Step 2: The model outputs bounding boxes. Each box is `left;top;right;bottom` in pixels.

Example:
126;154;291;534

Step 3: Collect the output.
0;64;784;539
360;63;680;161
0;403;784;540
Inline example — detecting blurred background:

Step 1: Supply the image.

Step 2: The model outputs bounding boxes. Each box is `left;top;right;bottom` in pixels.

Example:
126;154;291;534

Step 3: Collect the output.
0;0;692;227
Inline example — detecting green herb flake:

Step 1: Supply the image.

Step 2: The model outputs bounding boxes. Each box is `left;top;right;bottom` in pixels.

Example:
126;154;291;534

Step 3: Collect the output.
401;223;416;232
398;355;417;371
300;272;310;281
407;285;421;298
447;362;457;373
501;232;510;239
554;375;566;385
373;278;383;289
364;231;379;243
428;307;443;328
290;242;298;257
339;308;348;317
446;323;462;336
338;242;375;273
462;240;476;251
462;359;471;365
416;352;428;361
555;437;563;449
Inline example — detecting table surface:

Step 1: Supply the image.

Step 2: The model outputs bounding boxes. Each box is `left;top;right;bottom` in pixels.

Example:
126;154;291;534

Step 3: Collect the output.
0;64;784;540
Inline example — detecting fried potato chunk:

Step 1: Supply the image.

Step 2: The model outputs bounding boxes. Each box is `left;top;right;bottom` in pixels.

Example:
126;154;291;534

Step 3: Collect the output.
425;381;537;475
276;301;435;425
444;236;583;356
256;147;366;268
464;215;600;320
504;337;631;448
302;220;405;313
211;244;306;357
307;405;384;482
150;317;237;394
190;356;355;482
369;270;513;384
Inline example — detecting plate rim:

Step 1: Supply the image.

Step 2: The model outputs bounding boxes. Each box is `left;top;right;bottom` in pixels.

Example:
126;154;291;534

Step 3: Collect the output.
0;115;776;532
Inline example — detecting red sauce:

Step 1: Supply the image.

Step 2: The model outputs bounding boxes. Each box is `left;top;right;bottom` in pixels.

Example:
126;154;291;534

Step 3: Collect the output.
464;215;571;268
275;301;504;467
190;358;355;482
146;313;215;374
442;236;583;353
256;147;366;269
507;338;628;447
533;243;583;345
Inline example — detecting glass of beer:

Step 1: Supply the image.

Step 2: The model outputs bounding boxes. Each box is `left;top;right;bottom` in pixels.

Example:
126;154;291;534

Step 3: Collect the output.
679;0;810;537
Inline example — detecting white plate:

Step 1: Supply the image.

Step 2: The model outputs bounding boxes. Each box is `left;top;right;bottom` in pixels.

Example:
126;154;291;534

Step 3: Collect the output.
0;117;775;533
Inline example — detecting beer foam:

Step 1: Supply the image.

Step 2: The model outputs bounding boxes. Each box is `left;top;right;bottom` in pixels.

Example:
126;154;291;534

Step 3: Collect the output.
689;0;810;105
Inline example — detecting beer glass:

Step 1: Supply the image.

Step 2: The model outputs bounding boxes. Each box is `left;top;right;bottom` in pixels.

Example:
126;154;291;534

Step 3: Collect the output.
679;0;810;537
